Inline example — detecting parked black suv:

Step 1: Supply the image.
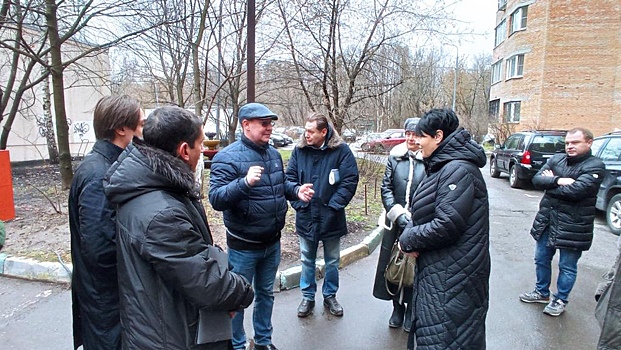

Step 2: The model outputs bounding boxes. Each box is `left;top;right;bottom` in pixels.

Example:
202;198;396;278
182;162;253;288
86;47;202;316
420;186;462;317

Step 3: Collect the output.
592;132;621;235
489;130;567;188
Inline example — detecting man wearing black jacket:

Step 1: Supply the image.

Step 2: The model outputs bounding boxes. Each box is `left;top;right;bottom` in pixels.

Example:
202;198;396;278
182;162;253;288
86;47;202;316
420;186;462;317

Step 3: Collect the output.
68;95;144;350
105;106;254;349
285;113;359;318
520;128;605;316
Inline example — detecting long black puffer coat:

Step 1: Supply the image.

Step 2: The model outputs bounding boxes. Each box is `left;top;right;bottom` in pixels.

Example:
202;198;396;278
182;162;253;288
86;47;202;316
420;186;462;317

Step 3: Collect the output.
530;151;605;251
104;141;254;349
399;128;490;350
372;142;425;301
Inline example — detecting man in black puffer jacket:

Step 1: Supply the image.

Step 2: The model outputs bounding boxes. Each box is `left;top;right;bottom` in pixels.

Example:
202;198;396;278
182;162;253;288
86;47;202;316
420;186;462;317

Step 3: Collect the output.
209;103;311;350
519;128;605;317
397;108;490;350
105;106;254;350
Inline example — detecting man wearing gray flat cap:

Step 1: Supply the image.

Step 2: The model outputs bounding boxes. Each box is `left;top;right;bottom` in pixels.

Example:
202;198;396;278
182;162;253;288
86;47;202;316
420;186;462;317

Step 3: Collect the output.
209;102;313;350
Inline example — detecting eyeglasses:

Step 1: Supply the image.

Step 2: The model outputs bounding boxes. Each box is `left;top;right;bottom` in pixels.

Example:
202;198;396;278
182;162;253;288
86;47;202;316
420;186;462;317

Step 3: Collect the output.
258;120;275;127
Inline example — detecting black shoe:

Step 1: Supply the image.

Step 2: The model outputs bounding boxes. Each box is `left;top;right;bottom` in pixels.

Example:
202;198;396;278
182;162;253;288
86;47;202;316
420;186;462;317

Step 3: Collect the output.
323;296;343;316
389;301;405;328
252;344;279;350
297;299;315;317
403;302;412;333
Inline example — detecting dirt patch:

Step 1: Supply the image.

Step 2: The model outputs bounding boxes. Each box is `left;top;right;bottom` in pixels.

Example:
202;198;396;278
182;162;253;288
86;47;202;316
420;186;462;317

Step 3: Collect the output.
3;160;383;270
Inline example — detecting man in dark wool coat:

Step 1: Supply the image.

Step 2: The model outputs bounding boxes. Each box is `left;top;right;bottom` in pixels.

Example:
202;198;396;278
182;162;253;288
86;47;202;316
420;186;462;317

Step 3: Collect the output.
397;108;490;350
68;95;145;350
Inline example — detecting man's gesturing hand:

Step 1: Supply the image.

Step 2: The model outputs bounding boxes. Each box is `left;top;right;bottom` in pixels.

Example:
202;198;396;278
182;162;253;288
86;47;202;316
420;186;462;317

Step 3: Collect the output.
245;166;264;187
297;183;314;202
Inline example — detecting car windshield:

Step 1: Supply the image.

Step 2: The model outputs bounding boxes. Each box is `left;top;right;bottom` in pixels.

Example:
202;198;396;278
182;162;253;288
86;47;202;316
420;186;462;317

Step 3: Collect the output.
529;135;566;153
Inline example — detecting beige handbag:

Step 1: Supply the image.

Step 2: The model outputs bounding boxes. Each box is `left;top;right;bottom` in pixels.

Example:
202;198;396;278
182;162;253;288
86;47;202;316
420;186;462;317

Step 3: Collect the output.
385;243;416;303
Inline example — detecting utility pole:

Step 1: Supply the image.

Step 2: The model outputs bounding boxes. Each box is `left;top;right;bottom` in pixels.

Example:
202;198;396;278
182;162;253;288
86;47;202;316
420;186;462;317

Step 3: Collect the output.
452;46;458;111
216;0;223;138
247;0;255;103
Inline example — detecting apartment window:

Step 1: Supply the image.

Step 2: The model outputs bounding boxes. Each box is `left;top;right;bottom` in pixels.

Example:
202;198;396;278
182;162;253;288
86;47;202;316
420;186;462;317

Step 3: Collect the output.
495;20;506;47
504;101;521;123
510;6;528;34
489;99;500;120
491;60;503;84
506;54;524;79
498;0;507;11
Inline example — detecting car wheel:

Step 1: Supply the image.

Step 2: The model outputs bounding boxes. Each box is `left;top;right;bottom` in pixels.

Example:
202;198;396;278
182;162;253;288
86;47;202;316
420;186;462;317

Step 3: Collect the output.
606;194;621;236
361;143;371;152
490;158;501;178
509;165;523;188
374;144;386;154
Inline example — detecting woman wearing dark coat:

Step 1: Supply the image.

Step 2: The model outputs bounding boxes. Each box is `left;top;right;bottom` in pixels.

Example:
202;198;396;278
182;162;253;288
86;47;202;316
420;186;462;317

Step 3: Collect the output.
397;109;490;350
372;118;425;332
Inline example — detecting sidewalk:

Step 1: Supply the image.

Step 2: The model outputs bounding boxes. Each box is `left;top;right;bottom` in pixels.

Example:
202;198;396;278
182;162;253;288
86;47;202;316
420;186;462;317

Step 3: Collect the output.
0;227;384;288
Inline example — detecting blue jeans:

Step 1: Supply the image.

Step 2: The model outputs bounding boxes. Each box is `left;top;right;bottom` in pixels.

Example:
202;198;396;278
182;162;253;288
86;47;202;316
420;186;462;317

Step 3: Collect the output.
228;242;280;349
534;230;583;303
299;236;340;301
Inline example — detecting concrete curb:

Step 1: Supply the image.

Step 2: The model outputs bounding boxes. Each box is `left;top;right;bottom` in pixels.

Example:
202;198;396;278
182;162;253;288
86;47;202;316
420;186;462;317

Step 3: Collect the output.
0;227;384;288
277;226;383;291
0;253;72;284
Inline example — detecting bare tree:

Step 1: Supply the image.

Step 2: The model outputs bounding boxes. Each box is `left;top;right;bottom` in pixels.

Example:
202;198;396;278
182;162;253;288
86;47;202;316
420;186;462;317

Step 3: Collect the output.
453;53;492;141
1;0;167;188
275;0;454;132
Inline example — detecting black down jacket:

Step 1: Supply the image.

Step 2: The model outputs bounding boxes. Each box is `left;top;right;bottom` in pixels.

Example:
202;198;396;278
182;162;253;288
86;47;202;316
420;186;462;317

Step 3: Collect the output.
285;124;359;242
399;128;490;350
104;141;254;349
69;140;123;350
209;135;299;250
529;151;605;251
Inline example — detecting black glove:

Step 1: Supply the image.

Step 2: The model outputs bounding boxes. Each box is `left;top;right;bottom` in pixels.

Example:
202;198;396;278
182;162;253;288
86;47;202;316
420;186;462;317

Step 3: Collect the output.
396;214;411;230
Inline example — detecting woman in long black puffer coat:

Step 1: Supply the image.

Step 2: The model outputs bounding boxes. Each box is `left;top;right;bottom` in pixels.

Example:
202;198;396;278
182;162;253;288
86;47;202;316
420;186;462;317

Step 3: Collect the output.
397;109;490;350
372;118;425;332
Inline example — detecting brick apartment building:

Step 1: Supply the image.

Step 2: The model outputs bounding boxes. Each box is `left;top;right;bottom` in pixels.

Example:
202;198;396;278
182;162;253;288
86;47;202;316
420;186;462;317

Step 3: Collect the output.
489;0;621;137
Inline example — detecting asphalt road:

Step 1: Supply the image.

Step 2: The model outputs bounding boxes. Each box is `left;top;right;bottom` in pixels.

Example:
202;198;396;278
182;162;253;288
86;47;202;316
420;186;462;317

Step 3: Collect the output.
0;159;618;349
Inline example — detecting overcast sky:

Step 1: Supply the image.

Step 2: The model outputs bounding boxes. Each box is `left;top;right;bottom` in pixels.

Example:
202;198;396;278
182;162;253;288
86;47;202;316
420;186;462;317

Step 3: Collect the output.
451;0;498;58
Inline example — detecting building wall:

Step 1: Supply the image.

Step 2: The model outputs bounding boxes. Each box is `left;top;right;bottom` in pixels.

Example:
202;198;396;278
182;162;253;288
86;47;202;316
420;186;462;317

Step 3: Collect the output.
490;0;621;136
2;32;110;163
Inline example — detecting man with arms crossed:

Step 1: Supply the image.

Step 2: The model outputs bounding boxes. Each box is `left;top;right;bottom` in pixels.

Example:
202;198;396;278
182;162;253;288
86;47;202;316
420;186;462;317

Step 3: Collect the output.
520;127;605;316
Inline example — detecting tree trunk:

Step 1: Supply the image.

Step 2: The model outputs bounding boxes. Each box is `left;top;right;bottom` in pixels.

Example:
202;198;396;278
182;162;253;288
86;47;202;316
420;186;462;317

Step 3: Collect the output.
45;0;72;188
42;70;59;164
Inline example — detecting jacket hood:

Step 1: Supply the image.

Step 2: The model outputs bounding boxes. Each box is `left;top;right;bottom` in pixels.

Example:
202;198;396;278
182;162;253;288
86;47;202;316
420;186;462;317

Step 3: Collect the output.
104;140;199;205
296;123;344;149
425;128;487;173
